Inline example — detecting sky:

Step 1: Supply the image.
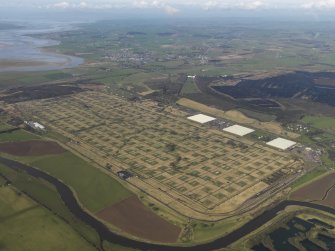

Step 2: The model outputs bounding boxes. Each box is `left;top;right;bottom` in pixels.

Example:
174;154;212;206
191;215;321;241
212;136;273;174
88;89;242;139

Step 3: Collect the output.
2;0;335;11
1;0;335;20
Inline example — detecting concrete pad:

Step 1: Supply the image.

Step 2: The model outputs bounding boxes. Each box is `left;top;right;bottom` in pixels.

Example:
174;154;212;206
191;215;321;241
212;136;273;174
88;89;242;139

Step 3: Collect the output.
223;125;255;136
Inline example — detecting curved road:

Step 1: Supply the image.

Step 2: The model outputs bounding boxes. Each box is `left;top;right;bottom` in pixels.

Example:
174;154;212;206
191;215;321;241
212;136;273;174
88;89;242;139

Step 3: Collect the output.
1;156;334;251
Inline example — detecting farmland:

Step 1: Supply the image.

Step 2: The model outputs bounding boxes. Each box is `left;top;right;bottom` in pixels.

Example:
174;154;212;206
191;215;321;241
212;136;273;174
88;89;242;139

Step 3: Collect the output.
0;131;133;213
0;140;66;156
96;196;181;243
12;91;302;220
291;172;335;209
28;152;133;213
0;183;96;251
0;129;40;142
303;115;335;132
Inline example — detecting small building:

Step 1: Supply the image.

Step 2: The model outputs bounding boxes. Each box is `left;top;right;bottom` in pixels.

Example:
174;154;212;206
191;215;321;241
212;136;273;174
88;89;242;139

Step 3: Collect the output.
24;121;46;131
117;170;133;180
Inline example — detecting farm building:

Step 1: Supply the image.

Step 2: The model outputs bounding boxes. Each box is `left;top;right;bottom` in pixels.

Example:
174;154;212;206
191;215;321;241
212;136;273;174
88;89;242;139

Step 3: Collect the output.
223;125;255;136
266;138;296;150
187;114;216;124
117;170;133;180
24;121;46;131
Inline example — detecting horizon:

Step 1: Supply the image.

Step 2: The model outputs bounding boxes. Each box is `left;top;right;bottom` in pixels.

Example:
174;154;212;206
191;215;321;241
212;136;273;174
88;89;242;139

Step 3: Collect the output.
1;0;335;22
1;9;335;23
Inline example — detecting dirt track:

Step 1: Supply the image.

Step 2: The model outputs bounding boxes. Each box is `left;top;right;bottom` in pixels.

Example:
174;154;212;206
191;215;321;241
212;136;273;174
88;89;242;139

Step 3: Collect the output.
96;196;181;243
0;140;66;156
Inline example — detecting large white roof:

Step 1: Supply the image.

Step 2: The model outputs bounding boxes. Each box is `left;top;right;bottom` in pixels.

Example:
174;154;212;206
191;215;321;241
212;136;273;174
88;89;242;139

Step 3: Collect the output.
266;137;296;150
33;122;45;130
223;125;255;136
187;114;216;124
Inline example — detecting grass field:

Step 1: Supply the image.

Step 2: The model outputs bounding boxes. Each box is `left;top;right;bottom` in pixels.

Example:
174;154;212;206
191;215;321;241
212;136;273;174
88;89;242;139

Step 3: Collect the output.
26;152;133;212
303;116;335;132
0;122;13;131
13;91;301;220
291;168;328;189
0;186;95;251
180;78;200;95
0;129;40;143
0;162;102;248
190;214;252;244
0;70;74;89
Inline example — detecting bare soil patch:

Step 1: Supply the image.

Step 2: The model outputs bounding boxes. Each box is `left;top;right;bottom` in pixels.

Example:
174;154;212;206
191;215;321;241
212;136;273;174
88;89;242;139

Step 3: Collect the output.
0;140;66;156
291;172;335;208
322;187;335;208
96;196;181;243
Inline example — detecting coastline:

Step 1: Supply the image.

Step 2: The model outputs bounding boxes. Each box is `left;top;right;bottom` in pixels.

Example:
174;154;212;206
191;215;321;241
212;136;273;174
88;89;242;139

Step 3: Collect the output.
0;22;84;72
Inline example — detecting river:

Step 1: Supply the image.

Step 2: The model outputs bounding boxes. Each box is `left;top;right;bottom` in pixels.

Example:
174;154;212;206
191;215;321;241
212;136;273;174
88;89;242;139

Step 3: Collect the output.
1;156;335;251
0;21;83;72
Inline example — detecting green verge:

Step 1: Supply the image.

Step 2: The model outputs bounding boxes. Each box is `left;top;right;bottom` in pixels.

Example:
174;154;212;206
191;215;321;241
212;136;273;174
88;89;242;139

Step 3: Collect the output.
24;152;133;212
290;168;329;190
189;214;252;245
0;186;96;251
0;129;40;143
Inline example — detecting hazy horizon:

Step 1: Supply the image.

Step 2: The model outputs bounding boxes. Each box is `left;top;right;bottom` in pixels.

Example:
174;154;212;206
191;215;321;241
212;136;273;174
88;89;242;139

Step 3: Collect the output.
1;0;335;23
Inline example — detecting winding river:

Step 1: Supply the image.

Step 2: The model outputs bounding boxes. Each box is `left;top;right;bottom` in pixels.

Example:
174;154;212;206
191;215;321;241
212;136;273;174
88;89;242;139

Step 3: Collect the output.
0;22;83;72
1;156;334;251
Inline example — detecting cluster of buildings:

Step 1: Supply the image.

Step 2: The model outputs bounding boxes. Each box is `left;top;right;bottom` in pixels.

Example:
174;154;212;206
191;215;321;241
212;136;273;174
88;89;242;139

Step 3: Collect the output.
105;49;152;65
287;124;310;133
187;113;297;150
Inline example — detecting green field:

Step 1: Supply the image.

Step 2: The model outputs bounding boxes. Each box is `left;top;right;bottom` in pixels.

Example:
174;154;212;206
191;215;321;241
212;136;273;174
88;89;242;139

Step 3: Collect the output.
180;78;200;95
0;162;102;248
0;186;95;251
303;116;335;132
0;122;13;131
0;122;132;213
26;152;133;212
290;168;328;190
0;70;73;89
0;129;40;143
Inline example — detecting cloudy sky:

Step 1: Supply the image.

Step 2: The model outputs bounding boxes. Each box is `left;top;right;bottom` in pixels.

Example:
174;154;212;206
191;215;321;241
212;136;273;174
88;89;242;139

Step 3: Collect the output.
0;0;334;19
2;0;335;10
